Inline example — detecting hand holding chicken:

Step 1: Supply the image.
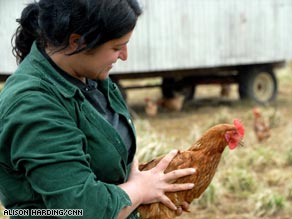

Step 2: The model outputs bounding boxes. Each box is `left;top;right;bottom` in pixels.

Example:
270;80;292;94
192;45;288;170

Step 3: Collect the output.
138;119;245;219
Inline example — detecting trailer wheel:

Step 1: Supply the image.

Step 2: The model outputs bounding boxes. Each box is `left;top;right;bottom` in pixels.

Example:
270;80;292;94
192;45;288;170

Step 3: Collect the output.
238;66;278;104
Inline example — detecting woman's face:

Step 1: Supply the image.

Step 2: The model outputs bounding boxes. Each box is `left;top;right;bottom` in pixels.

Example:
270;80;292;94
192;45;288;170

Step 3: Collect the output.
54;31;133;82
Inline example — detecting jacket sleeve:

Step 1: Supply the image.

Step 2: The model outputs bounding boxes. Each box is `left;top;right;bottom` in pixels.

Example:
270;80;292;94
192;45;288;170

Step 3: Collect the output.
3;91;132;219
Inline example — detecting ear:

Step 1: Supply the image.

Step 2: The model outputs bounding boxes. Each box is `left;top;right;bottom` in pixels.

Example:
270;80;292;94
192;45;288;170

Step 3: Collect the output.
225;131;238;150
68;33;82;51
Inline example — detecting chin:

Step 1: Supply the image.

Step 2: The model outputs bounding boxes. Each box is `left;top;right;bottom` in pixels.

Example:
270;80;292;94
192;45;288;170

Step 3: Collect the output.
96;71;110;80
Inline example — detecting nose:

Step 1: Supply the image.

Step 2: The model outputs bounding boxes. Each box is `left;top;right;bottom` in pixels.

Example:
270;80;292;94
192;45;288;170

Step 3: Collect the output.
118;46;128;61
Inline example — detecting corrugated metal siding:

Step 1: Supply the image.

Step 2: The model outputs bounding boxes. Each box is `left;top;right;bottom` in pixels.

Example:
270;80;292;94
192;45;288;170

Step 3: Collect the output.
113;0;292;73
1;0;292;74
0;0;32;74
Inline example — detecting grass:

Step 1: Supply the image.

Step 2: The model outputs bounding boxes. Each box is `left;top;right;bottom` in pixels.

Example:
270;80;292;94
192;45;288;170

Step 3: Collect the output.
195;183;218;208
131;63;292;219
0;64;291;219
286;147;292;166
135;119;172;162
134;113;292;218
133;115;291;218
253;190;286;216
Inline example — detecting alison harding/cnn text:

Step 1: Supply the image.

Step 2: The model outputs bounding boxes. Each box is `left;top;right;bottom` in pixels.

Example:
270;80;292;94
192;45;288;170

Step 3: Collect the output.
3;208;83;217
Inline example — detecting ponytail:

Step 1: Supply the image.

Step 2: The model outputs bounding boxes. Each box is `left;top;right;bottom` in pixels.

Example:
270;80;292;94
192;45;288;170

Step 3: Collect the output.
12;3;40;64
11;0;142;63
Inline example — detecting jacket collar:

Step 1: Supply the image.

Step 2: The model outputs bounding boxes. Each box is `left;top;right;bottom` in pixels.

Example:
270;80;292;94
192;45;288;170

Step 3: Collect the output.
28;42;84;99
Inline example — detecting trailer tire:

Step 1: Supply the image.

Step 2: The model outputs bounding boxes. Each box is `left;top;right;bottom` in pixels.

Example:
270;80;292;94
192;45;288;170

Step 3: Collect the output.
238;66;278;104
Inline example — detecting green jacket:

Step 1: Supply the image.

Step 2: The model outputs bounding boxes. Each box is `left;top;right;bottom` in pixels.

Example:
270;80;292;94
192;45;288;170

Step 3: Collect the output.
0;43;139;219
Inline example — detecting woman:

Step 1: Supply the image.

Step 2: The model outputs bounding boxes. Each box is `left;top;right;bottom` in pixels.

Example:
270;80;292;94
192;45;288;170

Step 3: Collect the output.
0;0;196;218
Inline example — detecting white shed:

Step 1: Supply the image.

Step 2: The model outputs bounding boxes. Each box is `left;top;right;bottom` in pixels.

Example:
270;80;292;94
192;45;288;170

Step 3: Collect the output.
1;0;292;104
112;0;292;73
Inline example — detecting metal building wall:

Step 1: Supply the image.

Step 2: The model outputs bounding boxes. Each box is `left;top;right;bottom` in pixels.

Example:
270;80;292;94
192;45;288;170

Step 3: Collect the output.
0;0;32;75
1;0;292;75
113;0;292;73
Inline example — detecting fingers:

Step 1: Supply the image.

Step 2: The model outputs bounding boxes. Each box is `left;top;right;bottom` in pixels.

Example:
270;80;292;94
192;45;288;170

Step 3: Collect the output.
130;158;139;173
164;169;195;192
175;206;183;216
175;202;190;216
155;150;178;171
131;152;197;209
131;158;139;169
181;201;190;212
160;195;177;211
160;196;191;212
154;150;196;178
164;168;196;181
165;182;194;192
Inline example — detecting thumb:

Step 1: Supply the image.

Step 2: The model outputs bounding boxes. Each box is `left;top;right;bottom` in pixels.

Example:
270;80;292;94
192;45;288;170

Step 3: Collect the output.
131;158;139;172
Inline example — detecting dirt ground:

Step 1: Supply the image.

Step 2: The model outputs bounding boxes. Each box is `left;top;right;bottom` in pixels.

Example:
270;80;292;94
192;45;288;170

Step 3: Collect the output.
125;63;292;219
0;64;291;219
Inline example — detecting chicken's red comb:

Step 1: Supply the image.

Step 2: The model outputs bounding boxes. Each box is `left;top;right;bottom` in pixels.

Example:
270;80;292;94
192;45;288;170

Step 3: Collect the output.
233;119;244;137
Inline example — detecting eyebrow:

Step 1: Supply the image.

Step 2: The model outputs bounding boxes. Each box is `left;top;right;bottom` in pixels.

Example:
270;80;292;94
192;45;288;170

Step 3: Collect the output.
115;40;129;47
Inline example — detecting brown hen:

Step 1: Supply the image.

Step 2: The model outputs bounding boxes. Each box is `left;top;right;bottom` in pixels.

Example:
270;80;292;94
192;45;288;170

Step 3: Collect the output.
252;107;271;142
138;119;245;219
144;97;158;117
157;94;185;112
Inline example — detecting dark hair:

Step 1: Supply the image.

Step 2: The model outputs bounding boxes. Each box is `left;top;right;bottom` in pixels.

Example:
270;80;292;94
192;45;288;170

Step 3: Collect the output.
12;0;142;63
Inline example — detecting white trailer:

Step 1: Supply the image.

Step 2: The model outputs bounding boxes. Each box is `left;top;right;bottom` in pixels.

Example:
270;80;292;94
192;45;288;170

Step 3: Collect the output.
110;0;292;104
1;0;292;104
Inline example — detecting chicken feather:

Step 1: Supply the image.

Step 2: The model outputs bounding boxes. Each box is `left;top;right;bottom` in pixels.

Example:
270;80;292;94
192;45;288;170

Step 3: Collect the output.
252;107;271;142
138;119;245;219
